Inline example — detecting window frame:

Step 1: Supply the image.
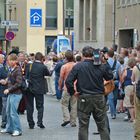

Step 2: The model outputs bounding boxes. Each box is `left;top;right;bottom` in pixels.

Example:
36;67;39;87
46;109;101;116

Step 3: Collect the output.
121;0;126;7
46;0;58;29
65;0;74;28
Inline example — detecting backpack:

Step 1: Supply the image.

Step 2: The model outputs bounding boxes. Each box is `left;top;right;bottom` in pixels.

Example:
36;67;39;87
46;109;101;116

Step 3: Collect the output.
136;65;140;99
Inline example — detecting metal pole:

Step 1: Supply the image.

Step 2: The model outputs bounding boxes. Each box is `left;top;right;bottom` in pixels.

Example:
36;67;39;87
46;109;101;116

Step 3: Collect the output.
6;1;12;54
112;0;116;47
63;0;65;35
68;15;71;36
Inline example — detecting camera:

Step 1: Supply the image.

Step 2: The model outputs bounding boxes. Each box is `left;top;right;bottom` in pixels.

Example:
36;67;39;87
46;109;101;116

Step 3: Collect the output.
93;47;109;65
93;49;101;65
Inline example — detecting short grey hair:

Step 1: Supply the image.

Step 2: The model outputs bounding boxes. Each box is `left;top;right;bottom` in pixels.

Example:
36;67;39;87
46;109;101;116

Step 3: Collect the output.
128;58;136;68
0;54;5;59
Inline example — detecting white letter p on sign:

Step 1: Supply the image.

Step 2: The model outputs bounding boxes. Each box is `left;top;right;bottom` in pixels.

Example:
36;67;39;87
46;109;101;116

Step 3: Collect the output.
33;16;39;23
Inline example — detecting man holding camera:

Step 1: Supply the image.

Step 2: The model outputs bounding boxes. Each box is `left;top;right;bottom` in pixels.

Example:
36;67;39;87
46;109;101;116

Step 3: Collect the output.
66;46;113;140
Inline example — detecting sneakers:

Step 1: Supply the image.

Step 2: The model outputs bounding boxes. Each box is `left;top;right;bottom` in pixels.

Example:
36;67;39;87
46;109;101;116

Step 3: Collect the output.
111;115;116;119
61;121;70;127
0;129;8;133
11;130;22;136
71;124;77;127
37;124;45;129
124;116;129;121
1;129;22;136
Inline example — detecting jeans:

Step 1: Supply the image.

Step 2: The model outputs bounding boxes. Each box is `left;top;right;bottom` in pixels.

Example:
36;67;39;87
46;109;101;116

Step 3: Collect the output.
6;94;22;133
108;92;116;117
78;94;110;140
1;97;7;126
55;76;62;100
113;82;119;111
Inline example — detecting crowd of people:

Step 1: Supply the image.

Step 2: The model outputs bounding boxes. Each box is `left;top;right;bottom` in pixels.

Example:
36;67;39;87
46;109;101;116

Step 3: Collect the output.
0;44;140;140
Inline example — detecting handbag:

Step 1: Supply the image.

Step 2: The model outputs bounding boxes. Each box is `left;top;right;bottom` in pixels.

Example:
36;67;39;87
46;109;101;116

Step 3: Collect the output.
104;80;115;96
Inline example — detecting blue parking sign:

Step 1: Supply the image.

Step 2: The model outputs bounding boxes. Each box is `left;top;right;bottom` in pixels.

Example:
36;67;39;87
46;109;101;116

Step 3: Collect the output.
30;9;42;27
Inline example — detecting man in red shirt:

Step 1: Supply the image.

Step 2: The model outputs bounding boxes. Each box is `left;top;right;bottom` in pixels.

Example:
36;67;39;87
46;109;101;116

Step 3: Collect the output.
59;50;77;127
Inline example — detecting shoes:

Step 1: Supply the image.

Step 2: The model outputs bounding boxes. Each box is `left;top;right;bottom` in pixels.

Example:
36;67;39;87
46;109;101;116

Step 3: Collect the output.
11;130;22;136
61;121;70;127
29;125;34;129
123;116;129;121
0;129;8;133
52;93;56;96
37;124;45;129
1;124;6;129
71;124;76;127
111;115;116;119
47;92;52;95
93;132;100;135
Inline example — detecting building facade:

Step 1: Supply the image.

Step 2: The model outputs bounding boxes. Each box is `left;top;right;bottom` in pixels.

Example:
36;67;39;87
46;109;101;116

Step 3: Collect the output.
74;0;113;50
116;0;140;49
7;0;73;54
0;0;6;49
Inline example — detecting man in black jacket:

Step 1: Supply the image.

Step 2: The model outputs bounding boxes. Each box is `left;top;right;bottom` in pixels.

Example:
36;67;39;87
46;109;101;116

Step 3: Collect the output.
66;46;113;140
26;52;50;129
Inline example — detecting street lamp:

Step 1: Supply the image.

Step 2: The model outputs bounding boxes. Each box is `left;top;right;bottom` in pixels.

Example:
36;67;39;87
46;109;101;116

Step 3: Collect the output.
63;0;65;35
5;0;16;54
112;0;116;47
66;8;73;36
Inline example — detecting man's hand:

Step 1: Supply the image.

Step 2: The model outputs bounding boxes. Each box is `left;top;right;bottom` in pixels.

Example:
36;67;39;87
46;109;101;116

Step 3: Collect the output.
4;89;9;95
0;79;7;85
74;92;80;98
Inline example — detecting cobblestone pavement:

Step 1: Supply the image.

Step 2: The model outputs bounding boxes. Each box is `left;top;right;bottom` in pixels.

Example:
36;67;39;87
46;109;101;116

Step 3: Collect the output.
0;95;134;140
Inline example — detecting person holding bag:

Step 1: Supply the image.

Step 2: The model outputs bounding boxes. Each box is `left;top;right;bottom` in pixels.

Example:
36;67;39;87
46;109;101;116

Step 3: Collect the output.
0;53;23;136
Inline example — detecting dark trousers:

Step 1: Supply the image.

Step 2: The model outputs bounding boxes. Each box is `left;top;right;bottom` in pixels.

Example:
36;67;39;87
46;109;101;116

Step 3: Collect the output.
78;94;110;140
0;97;2;115
26;92;44;127
18;94;27;114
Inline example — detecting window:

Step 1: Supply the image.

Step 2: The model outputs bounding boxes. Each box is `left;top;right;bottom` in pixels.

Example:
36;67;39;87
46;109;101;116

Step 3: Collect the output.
137;0;140;3
132;0;137;4
79;0;97;41
117;0;121;7
45;36;57;54
121;0;126;6
65;0;74;28
126;0;131;5
46;0;57;28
